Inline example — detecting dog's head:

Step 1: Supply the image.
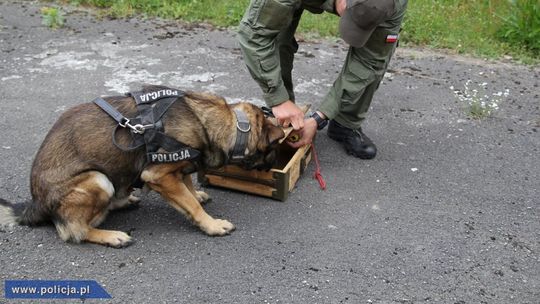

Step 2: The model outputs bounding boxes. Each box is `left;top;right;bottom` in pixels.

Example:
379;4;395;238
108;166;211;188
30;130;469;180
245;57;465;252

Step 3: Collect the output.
232;103;285;171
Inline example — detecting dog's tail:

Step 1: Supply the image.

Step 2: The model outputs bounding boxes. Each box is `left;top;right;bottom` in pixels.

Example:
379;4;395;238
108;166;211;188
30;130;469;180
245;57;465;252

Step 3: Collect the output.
0;198;18;228
0;198;47;228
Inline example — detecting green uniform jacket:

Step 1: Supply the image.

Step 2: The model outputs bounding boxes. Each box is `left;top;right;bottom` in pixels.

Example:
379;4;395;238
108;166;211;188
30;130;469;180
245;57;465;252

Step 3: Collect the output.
238;0;408;128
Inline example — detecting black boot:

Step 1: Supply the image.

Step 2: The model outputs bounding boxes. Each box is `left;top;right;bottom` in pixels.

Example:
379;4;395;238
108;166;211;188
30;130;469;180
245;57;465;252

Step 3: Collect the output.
327;120;377;159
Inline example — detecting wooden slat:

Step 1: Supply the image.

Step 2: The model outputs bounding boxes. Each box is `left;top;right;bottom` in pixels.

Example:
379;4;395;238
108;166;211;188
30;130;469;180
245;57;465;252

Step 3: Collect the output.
205;175;275;197
287;145;312;191
207;164;275;181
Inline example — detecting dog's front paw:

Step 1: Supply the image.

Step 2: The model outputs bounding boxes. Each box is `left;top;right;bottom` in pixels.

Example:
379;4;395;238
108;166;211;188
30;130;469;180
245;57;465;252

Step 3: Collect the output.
86;229;134;248
201;219;235;236
195;191;211;204
105;231;133;248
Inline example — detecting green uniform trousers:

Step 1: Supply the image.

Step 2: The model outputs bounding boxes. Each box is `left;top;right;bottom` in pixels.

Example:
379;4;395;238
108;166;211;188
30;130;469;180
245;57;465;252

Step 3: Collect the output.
238;0;408;129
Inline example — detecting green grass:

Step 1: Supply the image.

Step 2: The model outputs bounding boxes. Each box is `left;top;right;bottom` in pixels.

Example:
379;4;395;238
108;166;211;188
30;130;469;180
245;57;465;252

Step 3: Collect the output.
61;0;538;64
497;0;540;56
403;0;538;63
73;0;250;24
41;6;65;29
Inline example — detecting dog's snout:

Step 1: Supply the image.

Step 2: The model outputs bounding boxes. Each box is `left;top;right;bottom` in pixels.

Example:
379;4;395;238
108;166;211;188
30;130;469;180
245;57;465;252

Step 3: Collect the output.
239;150;276;171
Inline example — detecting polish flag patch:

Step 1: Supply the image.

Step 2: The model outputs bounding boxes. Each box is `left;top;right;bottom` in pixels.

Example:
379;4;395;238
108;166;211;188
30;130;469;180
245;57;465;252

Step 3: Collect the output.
386;34;399;43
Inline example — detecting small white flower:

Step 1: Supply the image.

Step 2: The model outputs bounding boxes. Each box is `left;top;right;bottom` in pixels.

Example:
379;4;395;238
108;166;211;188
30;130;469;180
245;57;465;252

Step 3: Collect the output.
452;80;508;118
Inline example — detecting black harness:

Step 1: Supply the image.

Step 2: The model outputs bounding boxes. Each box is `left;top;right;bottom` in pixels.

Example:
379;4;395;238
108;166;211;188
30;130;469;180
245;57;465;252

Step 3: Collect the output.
93;86;252;166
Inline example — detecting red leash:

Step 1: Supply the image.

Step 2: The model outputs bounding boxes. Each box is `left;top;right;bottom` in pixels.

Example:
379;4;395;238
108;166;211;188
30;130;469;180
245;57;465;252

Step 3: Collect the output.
311;143;326;190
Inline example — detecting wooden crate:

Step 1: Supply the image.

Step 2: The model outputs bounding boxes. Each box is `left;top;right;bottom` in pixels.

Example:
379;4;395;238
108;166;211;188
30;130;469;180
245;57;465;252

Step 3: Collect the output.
198;143;312;201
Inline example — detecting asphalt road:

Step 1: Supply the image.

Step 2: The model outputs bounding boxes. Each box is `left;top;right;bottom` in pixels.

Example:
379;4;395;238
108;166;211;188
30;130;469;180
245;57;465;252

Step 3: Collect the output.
0;1;539;303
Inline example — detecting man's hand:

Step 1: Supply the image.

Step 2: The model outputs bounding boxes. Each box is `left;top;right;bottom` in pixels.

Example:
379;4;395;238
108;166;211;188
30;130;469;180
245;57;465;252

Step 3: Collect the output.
272;100;305;130
287;118;318;148
336;0;346;16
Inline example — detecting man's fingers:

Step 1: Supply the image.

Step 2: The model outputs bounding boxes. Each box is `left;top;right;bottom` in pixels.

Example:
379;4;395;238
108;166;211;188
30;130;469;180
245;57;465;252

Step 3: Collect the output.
272;101;305;129
277;118;290;127
291;116;304;130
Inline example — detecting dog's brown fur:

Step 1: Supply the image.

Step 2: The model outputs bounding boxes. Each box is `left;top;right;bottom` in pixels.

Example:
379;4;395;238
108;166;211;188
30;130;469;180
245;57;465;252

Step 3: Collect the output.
0;86;284;247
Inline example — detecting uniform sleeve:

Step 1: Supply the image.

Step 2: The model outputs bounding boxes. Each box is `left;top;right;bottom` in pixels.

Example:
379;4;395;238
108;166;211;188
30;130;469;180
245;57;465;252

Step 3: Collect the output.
237;0;300;107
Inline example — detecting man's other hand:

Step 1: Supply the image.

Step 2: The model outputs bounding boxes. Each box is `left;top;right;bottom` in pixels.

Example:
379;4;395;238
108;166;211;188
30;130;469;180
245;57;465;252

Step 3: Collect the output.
287;118;318;148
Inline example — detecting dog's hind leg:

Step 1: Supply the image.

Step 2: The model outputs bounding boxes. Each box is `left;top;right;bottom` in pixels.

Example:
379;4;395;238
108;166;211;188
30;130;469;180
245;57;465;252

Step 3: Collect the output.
142;168;234;236
54;171;132;248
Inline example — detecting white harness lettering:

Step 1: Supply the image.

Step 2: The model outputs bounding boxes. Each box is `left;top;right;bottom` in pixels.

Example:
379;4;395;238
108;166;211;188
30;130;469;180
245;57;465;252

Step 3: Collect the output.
139;89;179;103
151;149;191;163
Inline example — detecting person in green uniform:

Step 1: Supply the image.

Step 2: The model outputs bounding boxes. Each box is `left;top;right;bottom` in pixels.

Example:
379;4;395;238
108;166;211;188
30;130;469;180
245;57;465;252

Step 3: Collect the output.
238;0;408;159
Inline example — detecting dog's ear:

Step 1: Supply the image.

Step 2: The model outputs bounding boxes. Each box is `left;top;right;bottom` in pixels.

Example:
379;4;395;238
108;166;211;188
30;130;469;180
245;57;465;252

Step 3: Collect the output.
265;121;286;146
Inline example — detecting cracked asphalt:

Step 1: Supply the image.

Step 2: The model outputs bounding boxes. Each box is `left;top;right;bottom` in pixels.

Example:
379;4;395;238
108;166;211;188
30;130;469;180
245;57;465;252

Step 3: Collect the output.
0;1;539;303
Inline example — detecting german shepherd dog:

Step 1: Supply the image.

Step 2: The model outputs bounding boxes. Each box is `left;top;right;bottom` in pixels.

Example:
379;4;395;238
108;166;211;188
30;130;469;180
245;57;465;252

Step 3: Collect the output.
0;86;285;248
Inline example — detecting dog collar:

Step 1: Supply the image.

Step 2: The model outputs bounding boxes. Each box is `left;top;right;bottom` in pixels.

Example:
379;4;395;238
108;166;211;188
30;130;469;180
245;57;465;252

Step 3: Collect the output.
229;108;251;163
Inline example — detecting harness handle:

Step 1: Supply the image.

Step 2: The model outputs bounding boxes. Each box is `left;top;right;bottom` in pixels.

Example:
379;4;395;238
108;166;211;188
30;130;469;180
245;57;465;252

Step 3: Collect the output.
93;98;126;125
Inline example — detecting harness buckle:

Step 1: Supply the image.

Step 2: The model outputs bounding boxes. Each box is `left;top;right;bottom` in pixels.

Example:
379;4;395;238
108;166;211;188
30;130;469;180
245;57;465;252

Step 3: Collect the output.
132;124;147;134
129;123;154;134
119;118;153;135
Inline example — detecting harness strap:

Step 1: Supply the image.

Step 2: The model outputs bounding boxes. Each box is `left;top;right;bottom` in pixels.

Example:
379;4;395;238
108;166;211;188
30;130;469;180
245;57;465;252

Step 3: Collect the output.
135;96;176;152
94;98;145;151
230;108;251;162
93;97;129;126
129;88;182;105
146;132;200;163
